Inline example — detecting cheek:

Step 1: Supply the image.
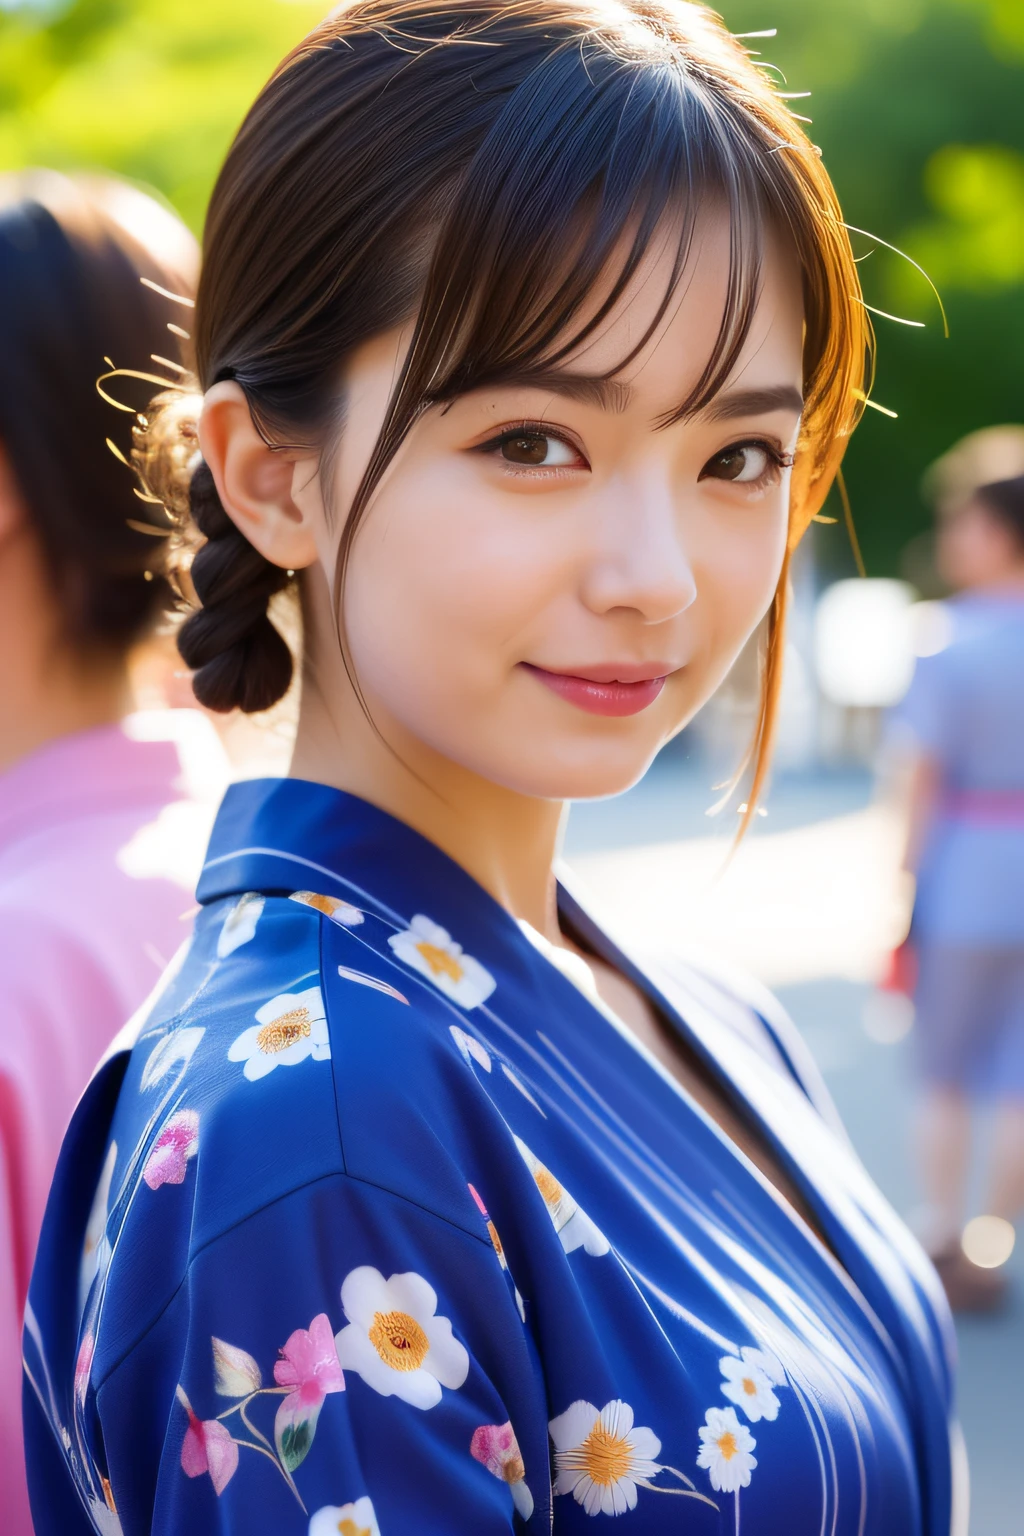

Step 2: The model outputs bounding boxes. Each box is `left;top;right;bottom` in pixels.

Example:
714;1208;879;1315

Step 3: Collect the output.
338;471;562;705
694;501;788;659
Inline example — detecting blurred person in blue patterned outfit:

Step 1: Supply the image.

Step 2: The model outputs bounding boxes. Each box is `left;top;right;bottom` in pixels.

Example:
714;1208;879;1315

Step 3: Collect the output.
896;464;1024;1312
24;4;963;1534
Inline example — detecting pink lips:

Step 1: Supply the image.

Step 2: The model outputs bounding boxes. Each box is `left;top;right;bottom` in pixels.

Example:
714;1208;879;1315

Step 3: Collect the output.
521;661;672;717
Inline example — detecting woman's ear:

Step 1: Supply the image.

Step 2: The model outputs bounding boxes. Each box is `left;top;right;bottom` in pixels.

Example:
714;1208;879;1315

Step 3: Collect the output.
198;382;320;571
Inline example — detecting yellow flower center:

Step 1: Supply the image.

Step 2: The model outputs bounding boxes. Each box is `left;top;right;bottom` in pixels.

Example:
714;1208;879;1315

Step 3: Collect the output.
301;892;340;916
742;1377;757;1396
368;1309;429;1372
256;1007;312;1054
717;1431;738;1461
100;1475;117;1513
533;1166;563;1206
336;1522;370;1536
503;1453;526;1485
487;1221;505;1261
579;1423;633;1486
415;941;465;983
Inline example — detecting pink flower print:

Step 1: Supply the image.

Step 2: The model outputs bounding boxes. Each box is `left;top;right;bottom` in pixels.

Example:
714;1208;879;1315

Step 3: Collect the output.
273;1313;345;1472
177;1386;239;1495
471;1421;534;1519
144;1110;199;1190
74;1333;95;1407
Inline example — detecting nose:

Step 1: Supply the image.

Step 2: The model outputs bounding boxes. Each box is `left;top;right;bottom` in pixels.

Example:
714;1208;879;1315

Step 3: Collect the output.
579;474;697;623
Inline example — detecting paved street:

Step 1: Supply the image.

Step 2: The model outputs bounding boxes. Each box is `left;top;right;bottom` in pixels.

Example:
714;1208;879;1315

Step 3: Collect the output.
564;753;1023;1535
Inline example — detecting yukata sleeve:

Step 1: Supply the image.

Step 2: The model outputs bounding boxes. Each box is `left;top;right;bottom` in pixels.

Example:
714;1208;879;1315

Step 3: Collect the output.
111;1173;546;1536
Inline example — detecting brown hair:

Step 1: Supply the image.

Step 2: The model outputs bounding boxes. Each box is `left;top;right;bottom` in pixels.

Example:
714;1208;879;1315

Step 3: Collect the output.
974;475;1024;553
147;0;869;803
0;171;196;655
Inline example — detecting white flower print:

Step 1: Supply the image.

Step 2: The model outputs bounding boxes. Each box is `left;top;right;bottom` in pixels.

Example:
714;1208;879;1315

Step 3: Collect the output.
86;1493;124;1536
697;1407;757;1493
740;1344;786;1387
228;987;329;1081
216;893;265;958
334;1266;469;1410
514;1136;609;1257
308;1496;380;1536
450;1024;492;1071
388;915;496;1008
550;1399;662;1517
139;1026;205;1092
719;1353;780;1423
290;890;365;927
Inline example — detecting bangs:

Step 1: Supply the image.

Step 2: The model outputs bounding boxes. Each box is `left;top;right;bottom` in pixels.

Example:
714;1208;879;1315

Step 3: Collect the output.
346;32;828;534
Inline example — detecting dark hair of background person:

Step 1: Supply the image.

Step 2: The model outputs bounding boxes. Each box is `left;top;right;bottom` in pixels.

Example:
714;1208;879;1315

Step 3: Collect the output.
139;0;871;817
974;475;1024;553
0;171;197;658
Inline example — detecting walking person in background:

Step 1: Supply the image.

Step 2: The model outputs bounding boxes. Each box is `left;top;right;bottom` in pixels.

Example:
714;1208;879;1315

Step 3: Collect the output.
897;468;1024;1310
0;171;220;1533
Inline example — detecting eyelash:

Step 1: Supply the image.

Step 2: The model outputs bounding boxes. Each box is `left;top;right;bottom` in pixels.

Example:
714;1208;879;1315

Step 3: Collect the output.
701;438;796;491
475;420;587;475
474;422;795;489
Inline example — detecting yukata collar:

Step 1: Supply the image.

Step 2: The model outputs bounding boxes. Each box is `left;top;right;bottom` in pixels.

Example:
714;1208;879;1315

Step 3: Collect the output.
198;777;819;1133
198;778;833;1222
199;776;555;973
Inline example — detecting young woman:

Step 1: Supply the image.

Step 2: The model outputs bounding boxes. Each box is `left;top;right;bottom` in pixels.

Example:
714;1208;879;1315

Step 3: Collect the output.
24;5;963;1533
0;171;213;1536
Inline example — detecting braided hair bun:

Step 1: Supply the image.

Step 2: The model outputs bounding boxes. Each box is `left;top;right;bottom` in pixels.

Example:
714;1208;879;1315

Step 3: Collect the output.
175;460;294;714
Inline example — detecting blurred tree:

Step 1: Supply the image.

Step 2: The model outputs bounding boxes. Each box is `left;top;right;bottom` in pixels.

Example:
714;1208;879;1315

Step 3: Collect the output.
724;0;1024;576
1;0;1021;574
0;0;324;230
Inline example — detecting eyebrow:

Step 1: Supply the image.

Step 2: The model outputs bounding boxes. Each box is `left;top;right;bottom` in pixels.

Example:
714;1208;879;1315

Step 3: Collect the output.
476;368;633;415
699;384;804;422
469;371;802;423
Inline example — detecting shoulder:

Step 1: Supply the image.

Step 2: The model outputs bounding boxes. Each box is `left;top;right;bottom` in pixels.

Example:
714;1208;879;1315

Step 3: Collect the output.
83;889;520;1376
114;891;341;1229
101;885;509;1279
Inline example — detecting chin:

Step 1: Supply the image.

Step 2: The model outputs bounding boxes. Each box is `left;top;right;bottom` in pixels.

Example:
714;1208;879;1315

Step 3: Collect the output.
481;739;667;803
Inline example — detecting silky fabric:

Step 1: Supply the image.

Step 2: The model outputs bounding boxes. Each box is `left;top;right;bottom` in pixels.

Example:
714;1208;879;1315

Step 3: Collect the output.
24;778;960;1535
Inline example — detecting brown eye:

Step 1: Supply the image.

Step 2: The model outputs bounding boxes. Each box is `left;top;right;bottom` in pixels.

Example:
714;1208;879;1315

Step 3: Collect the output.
501;433;551;465
701;444;773;484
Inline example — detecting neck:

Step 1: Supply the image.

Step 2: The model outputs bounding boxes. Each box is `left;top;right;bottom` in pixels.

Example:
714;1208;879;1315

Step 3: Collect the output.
289;577;567;941
0;527;130;775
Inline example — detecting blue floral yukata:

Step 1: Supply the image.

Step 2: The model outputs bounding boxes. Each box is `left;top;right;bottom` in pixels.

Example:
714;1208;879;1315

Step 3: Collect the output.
24;779;961;1536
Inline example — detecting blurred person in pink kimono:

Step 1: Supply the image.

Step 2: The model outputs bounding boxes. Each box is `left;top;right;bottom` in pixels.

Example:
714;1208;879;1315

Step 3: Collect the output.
0;171;224;1533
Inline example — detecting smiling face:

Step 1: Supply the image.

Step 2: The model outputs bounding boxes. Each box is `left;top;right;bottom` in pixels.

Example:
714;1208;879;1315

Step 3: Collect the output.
294;210;804;802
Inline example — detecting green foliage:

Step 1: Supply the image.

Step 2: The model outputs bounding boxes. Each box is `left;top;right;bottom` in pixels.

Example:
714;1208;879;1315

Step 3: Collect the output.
0;0;324;230
1;0;1021;574
723;0;1024;576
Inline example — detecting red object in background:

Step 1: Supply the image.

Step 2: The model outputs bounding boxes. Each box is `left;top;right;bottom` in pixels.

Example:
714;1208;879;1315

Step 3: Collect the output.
881;937;918;997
